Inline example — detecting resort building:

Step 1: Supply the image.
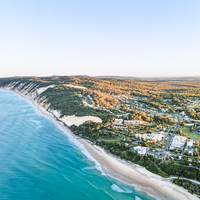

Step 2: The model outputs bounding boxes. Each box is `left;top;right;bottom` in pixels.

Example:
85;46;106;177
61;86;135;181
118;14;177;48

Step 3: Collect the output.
124;120;143;126
113;126;127;130
169;136;187;151
147;133;163;142
134;146;147;155
135;133;163;142
114;119;123;125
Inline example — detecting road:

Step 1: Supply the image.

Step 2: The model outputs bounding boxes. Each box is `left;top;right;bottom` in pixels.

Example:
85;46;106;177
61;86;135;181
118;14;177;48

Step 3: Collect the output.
147;84;159;94
163;127;171;142
164;113;180;151
193;125;199;133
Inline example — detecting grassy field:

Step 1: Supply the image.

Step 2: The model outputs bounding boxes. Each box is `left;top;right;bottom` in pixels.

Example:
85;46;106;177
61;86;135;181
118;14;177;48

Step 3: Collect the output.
99;136;123;143
180;126;200;139
168;114;176;119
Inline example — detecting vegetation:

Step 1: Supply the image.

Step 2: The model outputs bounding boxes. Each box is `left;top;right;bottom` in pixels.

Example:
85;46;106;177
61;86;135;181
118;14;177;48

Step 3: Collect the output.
172;178;200;196
160;162;200;181
2;76;200;196
154;114;177;125
41;86;114;123
180;126;200;139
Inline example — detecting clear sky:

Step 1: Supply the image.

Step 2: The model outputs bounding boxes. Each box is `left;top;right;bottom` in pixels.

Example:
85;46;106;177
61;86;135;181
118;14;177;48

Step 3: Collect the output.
0;0;200;78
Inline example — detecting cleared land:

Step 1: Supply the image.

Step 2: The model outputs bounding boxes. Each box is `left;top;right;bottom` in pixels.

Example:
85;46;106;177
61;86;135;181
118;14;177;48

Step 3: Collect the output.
180;126;200;139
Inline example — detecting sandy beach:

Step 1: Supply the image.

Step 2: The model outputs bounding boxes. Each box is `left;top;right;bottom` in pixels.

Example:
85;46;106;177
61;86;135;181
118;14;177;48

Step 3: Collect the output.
3;88;199;200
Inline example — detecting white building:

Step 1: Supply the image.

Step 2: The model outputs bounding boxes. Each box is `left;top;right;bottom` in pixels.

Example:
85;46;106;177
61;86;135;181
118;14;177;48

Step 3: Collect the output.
114;119;123;125
161;108;169;113
169;136;187;150
147;133;163;142
185;123;194;127
135;133;163;142
134;146;147;155
188;149;194;156
113;126;127;130
184;116;191;122
124;120;143;126
180;111;186;116
163;127;167;131
87;95;93;100
187;139;194;148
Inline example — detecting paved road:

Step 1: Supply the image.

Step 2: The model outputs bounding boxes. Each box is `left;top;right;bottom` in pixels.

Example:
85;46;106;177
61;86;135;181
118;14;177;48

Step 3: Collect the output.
147;84;159;94
193;125;199;133
164;113;180;151
163;127;171;141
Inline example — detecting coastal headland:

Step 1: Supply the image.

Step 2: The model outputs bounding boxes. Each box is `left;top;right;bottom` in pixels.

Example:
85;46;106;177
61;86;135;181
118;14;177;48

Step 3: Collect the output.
0;77;199;200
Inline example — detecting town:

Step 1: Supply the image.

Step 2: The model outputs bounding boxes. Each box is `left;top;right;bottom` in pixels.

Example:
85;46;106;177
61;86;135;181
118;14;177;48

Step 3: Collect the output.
79;92;200;162
1;76;200;196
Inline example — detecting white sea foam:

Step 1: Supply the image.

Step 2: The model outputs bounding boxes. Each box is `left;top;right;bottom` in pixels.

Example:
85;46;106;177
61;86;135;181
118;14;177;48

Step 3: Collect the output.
29;105;161;200
111;184;126;193
15;93;160;200
107;174;161;200
82;166;96;170
48;120;105;175
36;125;44;129
28;119;41;125
135;196;142;200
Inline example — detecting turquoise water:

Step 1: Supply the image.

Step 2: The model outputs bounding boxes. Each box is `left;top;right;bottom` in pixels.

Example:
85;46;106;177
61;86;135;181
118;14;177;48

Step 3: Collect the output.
0;89;157;200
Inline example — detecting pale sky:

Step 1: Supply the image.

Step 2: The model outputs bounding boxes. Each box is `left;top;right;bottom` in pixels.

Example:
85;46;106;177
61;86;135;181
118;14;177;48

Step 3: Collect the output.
0;0;200;78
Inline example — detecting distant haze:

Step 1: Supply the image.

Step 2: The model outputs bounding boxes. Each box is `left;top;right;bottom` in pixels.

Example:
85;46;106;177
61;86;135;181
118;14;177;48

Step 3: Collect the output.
0;1;200;78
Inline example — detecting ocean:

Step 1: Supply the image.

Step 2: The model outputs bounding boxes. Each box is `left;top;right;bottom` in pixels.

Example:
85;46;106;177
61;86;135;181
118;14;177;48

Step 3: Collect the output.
0;89;157;200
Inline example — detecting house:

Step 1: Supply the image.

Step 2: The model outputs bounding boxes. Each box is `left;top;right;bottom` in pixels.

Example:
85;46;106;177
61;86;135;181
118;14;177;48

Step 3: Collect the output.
180;111;186;116
188;149;194;156
163;127;167;131
164;99;172;102
123;113;130;118
187;139;194;148
184;116;191;122
125;143;129;147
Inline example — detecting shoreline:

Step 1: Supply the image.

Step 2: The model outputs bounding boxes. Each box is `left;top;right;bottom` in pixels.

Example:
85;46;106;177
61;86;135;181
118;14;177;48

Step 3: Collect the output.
2;88;199;200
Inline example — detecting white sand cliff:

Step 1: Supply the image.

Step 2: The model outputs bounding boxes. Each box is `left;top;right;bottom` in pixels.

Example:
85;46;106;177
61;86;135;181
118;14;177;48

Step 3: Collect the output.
61;115;102;126
50;109;102;126
37;85;55;94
